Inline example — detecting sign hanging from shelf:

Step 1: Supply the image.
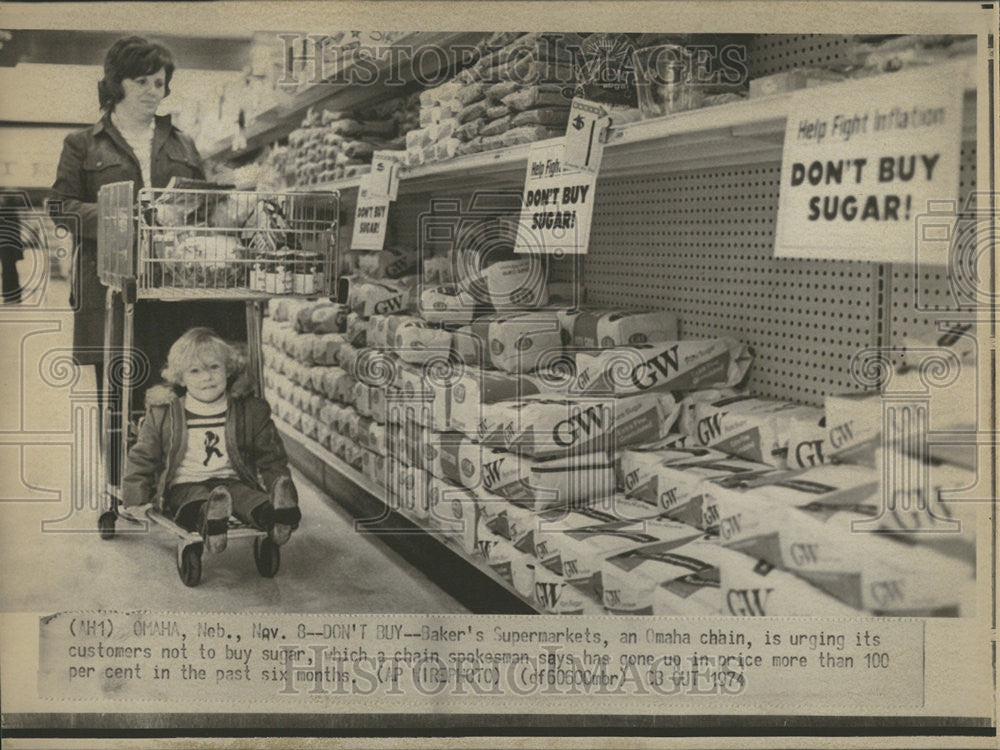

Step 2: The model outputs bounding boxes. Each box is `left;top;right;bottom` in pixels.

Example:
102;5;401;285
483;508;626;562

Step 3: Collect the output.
563;98;611;174
514;140;598;255
350;151;404;250
774;61;966;265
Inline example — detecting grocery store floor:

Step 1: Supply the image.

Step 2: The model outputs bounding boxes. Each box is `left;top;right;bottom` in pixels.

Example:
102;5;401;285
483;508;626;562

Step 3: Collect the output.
0;262;467;613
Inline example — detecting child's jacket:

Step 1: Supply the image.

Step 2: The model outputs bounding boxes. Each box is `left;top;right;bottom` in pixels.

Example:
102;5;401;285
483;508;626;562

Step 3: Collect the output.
122;372;291;508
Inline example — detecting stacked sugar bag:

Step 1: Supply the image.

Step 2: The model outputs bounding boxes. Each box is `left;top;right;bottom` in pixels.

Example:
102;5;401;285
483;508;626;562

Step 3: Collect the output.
407;32;580;166
710;462;976;616
681;394;826;469
287;101;408;187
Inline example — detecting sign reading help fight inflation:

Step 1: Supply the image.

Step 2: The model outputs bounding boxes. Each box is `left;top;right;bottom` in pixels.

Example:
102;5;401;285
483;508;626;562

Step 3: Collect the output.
774;60;967;264
515;141;597;255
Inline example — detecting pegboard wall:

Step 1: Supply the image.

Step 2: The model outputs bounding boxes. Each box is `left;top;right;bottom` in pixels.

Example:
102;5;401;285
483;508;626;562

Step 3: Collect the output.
889;144;980;347
382;35;978;407
746;35;855;77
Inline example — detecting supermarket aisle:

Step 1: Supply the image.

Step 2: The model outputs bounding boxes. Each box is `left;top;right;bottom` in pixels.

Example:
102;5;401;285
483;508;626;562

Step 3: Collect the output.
0;276;467;613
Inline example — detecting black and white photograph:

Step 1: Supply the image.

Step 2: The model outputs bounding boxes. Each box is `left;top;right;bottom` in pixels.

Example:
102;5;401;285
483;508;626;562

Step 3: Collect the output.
0;2;996;748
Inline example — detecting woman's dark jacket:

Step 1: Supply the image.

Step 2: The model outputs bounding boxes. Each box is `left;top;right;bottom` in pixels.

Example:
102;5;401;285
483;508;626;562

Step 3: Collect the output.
50;112;204;365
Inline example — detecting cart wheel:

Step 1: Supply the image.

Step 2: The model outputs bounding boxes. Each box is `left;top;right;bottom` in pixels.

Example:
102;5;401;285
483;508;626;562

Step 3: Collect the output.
254;537;280;578
178;544;203;587
98;512;116;540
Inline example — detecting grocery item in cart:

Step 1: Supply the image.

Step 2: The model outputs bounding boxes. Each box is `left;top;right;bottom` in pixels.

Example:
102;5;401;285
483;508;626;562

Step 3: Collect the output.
155;233;247;289
244;197;293;255
574;338;752;395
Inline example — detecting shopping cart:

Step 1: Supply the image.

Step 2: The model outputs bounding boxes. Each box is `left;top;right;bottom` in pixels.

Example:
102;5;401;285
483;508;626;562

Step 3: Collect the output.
94;180;339;585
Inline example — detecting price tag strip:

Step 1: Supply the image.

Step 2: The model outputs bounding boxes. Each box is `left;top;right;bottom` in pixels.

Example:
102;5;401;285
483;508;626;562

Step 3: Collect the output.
563;97;611;174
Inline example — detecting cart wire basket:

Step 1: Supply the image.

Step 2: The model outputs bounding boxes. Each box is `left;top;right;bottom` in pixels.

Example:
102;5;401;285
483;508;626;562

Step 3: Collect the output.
98;180;339;300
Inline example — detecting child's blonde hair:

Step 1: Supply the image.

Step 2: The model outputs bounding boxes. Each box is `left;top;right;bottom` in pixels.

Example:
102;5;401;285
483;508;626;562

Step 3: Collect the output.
162;327;243;386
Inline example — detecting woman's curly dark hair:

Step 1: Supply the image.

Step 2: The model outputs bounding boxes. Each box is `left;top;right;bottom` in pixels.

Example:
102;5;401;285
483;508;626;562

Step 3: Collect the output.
98;36;175;112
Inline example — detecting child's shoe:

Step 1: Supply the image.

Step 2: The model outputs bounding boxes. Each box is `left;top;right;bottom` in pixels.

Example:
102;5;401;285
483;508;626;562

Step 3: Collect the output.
201;486;232;553
270;476;300;546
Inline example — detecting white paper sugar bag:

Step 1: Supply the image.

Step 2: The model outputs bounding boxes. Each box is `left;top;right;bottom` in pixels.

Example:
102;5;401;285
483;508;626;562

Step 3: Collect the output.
474;523;518;585
377;314;424;350
822;392;882;466
478;494;522;542
299;414;318;440
395;465;430;522
317;423;332;450
452;324;487;368
394;325;453;365
712;463;974;615
447;367;550;438
473;311;563;373
620;445;732;502
675;388;743;437
871;447;978;564
312;333;346;366
719;554;860;616
532;566;591;614
500;392;679;459
692;395;825;468
571;309;679;348
344;277;418;317
483;258;549;309
361;449;387;488
481;450;617;509
434;435;504;489
575;338;752;395
420;285;478;325
544;516;702;597
630;454;776;530
530;495;673;567
428;479;481;553
601;535;722;615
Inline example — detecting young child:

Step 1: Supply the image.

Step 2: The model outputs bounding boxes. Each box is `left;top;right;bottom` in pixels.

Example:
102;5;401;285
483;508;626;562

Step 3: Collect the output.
123;327;301;553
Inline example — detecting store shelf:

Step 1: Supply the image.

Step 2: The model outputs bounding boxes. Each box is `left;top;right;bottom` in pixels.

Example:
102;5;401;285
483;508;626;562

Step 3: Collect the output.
137;288;306;301
206;32;486;163
302;58;977;197
276;420;602;615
